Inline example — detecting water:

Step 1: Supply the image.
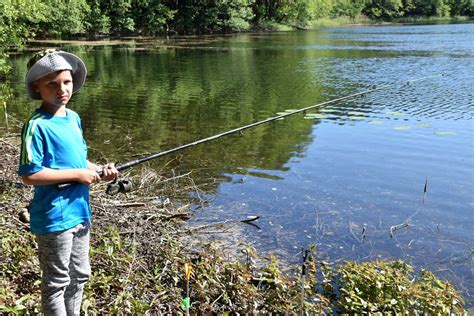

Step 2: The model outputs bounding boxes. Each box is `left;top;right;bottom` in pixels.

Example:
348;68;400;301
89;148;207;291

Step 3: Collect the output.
3;23;473;304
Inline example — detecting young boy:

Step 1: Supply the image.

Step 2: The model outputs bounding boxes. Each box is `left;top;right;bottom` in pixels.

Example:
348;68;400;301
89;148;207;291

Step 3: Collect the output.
18;49;118;315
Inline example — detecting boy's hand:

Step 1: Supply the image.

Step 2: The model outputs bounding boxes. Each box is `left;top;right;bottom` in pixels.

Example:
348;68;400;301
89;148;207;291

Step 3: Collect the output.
77;169;101;185
101;163;118;181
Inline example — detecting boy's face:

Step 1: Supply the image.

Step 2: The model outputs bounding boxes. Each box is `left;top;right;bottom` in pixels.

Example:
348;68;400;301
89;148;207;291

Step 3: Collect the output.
33;70;73;109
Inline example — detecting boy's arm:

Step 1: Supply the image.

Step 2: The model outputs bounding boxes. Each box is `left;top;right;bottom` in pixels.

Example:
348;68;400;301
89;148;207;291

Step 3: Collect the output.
21;167;101;186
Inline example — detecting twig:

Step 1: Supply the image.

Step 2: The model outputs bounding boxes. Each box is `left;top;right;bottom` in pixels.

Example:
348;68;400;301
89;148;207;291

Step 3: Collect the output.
187;216;259;233
389;210;419;238
113;202;146;207
390;222;409;238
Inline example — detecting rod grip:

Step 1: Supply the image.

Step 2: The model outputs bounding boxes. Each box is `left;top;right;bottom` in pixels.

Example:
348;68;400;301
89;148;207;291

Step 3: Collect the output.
57;169;104;190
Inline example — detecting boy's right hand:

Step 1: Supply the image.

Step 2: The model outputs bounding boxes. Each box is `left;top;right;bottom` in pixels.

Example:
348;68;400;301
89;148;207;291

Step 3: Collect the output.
76;169;101;185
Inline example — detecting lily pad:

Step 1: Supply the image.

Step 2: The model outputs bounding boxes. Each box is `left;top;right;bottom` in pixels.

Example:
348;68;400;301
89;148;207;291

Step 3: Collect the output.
416;123;432;127
387;111;409;116
304;113;327;119
393;126;411;131
434;131;456;136
369;120;384;125
348;111;366;116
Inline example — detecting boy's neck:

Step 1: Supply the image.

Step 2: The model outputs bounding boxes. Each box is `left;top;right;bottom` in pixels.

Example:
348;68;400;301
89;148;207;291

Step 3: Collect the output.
40;103;67;117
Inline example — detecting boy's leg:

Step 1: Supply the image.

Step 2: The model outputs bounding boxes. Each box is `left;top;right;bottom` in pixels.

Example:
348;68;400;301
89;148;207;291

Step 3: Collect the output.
37;227;76;316
64;222;91;316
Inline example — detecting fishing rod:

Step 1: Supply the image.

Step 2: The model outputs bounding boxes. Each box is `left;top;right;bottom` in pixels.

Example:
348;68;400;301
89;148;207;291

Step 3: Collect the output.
59;74;442;193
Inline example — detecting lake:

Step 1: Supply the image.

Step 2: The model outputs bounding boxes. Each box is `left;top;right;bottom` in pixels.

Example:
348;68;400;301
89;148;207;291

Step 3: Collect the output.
3;23;473;305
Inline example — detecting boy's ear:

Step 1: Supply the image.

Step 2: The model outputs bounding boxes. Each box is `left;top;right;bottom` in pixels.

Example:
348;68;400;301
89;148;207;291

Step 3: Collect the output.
33;81;40;92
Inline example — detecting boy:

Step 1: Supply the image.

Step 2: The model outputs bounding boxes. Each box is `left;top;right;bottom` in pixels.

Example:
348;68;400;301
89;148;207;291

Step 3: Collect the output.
18;49;118;315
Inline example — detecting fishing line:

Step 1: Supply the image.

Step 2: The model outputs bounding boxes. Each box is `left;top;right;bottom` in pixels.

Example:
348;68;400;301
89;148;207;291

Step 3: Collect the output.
59;74;442;191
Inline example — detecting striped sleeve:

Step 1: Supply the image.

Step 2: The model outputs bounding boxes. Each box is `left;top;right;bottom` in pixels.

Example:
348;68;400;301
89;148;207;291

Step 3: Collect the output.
18;112;46;176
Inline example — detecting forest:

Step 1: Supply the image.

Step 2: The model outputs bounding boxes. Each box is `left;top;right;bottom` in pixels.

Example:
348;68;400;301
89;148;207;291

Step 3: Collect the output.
1;0;473;42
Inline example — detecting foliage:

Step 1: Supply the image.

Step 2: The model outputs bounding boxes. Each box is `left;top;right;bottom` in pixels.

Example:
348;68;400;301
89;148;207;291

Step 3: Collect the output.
331;0;368;18
447;0;474;17
1;0;473;42
85;0;112;36
0;225;41;315
363;0;405;19
0;0;47;76
132;0;177;35
37;0;91;37
332;260;465;314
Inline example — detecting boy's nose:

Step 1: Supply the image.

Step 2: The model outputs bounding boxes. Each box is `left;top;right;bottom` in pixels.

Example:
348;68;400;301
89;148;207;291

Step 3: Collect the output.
58;83;68;93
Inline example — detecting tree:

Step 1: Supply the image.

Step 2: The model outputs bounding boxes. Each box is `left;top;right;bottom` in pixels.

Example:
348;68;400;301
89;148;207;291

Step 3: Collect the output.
311;0;334;19
86;0;112;36
447;0;474;16
132;0;176;35
94;0;135;35
363;0;404;19
38;0;91;37
0;0;47;75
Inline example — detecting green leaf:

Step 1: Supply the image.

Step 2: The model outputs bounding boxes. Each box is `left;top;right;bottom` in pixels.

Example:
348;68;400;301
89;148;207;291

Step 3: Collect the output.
181;297;190;310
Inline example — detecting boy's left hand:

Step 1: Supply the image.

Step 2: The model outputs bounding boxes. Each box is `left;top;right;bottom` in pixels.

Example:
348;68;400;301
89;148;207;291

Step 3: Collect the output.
101;163;119;181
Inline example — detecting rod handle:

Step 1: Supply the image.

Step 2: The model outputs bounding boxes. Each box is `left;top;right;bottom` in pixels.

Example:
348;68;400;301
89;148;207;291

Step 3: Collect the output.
57;169;104;190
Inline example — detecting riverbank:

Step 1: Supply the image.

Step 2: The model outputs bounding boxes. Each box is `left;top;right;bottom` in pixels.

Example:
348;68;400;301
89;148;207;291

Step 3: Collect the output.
18;16;471;53
0;133;466;314
277;16;472;31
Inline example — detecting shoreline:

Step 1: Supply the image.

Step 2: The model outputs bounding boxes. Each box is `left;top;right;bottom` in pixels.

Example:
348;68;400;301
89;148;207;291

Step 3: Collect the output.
0;133;468;314
22;16;472;48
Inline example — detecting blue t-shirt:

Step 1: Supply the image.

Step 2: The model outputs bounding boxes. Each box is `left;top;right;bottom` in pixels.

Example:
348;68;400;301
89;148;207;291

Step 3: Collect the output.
18;108;91;234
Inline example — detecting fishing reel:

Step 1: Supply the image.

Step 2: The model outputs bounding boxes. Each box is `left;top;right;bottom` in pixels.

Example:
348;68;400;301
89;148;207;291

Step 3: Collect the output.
106;179;132;195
